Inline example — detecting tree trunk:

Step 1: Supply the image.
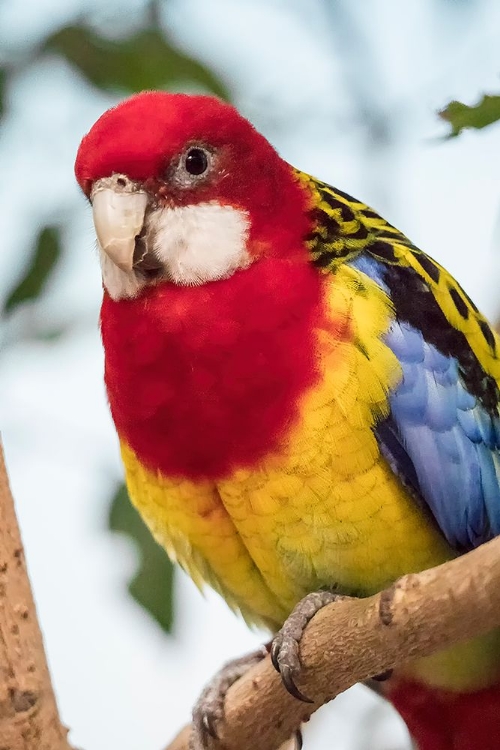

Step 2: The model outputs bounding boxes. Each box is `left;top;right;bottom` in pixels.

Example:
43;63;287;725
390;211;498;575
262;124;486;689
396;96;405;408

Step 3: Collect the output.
0;443;73;750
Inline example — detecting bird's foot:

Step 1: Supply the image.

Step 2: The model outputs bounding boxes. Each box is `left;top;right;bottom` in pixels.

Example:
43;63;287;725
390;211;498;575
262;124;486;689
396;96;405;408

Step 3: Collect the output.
190;647;266;749
271;590;347;703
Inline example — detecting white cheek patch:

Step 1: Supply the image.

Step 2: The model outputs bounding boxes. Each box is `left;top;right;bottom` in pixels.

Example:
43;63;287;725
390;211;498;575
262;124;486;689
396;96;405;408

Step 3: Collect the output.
152;202;251;286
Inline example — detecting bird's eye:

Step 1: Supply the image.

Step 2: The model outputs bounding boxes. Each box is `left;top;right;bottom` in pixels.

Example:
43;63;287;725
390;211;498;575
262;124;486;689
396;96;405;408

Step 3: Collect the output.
167;145;214;188
184;147;210;176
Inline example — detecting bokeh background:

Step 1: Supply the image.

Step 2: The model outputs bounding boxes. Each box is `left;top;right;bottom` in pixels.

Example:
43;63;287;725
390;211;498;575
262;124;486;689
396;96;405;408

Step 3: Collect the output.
1;1;500;748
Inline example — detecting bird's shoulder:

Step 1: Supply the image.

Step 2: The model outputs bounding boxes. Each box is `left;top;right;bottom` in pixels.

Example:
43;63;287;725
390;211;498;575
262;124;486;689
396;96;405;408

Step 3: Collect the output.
295;168;500;402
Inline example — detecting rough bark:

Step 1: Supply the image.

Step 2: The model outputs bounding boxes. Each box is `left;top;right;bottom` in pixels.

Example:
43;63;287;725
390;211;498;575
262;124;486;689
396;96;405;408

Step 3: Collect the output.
165;535;500;750
0;443;72;750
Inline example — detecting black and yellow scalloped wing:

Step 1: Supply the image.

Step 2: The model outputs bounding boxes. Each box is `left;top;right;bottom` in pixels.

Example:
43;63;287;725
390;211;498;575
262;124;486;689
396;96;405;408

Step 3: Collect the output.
295;168;500;409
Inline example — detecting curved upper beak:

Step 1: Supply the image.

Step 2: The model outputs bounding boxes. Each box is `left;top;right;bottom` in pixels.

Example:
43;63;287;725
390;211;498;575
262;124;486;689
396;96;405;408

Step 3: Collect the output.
91;175;148;272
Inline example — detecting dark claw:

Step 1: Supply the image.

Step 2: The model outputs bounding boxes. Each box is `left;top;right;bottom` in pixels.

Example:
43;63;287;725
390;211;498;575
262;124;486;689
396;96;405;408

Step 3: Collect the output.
295;729;303;749
280;663;314;704
270;638;281;672
202;712;219;740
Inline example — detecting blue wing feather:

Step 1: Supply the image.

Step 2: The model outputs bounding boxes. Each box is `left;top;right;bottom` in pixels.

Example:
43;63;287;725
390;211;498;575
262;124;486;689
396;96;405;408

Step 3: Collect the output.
381;319;500;549
351;255;500;550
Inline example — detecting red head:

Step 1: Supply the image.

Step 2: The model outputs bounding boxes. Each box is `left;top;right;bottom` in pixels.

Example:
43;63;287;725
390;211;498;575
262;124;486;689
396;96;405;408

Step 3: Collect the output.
75;91;310;300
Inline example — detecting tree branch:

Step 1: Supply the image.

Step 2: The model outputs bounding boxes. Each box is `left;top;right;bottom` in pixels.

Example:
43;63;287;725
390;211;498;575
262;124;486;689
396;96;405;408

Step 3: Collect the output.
164;535;500;750
0;441;74;750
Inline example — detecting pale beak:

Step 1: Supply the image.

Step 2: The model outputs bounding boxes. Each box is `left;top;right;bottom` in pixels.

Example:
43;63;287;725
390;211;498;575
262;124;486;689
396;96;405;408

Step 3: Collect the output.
91;175;148;272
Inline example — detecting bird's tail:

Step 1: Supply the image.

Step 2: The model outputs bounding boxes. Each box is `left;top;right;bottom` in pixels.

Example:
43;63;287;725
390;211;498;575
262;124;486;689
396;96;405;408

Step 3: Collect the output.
386;678;500;750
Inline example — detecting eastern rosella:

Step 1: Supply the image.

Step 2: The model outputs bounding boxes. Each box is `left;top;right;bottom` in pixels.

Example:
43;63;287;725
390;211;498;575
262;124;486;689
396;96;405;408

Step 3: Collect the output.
75;92;500;750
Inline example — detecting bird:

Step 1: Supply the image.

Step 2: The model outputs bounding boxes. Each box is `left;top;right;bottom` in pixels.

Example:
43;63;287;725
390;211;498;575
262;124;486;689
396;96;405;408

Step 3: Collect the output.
75;90;500;750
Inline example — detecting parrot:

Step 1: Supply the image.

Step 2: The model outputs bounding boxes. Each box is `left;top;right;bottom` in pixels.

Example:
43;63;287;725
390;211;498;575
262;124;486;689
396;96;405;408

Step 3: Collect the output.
75;91;500;750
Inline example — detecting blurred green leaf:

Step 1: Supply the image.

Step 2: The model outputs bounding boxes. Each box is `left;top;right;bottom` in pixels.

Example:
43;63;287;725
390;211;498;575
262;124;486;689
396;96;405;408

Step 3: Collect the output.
439;93;500;137
109;482;175;633
43;25;229;99
36;324;69;342
4;226;62;314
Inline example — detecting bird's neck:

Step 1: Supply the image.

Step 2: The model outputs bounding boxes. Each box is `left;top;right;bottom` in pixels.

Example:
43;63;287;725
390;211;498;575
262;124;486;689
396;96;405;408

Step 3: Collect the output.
100;257;328;480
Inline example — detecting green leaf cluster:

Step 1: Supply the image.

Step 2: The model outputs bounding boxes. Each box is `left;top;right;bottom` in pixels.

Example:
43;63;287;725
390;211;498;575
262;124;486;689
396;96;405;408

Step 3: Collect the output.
43;25;228;99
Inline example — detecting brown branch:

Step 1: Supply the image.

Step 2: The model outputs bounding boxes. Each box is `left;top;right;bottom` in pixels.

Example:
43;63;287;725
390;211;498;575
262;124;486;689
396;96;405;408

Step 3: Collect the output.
165;535;500;750
0;441;74;750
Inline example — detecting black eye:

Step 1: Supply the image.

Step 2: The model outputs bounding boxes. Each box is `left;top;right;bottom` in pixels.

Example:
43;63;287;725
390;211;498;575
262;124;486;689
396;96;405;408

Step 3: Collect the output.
184;147;209;176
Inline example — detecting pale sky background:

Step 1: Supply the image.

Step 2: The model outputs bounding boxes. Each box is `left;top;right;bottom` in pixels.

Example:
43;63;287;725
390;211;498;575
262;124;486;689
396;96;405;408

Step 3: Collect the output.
1;1;500;749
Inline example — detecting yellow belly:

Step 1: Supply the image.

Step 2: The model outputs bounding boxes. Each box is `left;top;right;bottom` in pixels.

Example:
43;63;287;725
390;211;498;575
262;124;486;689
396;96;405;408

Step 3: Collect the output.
123;440;452;626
